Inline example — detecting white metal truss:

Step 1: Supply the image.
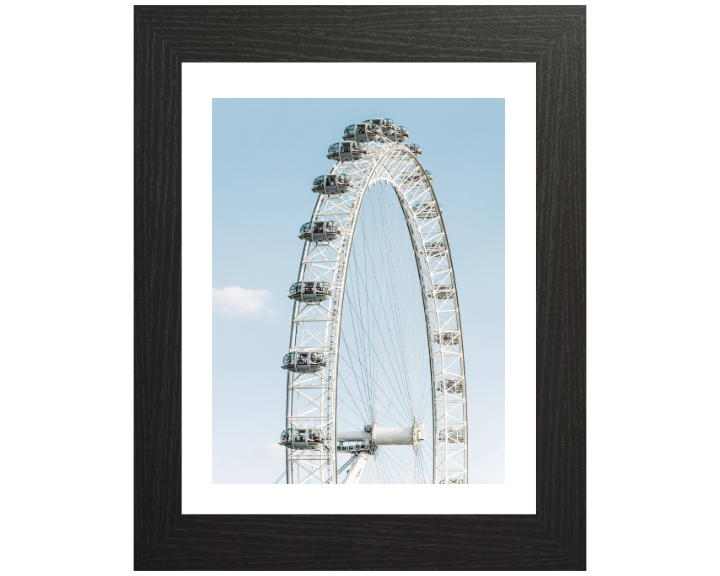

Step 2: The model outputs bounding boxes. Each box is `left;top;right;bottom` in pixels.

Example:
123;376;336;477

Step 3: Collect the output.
285;136;468;484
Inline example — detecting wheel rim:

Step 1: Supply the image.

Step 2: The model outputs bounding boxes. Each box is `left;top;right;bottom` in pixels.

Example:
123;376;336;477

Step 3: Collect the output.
284;134;468;484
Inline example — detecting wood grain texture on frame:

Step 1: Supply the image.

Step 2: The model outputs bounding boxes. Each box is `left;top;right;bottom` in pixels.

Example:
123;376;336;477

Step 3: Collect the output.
135;5;586;570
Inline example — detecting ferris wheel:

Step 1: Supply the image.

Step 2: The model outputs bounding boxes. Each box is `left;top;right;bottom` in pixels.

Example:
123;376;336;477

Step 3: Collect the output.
278;118;468;484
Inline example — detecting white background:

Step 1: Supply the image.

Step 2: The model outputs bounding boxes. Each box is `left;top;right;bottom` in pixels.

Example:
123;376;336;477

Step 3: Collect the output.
2;0;718;574
182;62;536;513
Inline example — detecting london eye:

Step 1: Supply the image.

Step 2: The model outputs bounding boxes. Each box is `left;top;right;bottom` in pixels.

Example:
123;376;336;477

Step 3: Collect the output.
279;119;468;484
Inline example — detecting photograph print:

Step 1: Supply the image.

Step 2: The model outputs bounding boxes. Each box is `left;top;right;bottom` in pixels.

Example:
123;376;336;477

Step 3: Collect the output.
212;98;505;485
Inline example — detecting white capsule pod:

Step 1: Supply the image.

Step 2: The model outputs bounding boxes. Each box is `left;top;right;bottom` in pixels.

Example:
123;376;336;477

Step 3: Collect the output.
327;141;368;161
299;220;343;242
363;117;396;135
404;169;432;182
288;281;332;303
424;240;448;257
436;378;464;394
343;122;383;142
336;440;374;454
282;351;327;373
430;284;454;299
403;142;422;156
438;427;465;443
312;173;353;195
387;125;409;142
412;201;442;219
440;476;466;484
432;330;460;345
279;427;325;450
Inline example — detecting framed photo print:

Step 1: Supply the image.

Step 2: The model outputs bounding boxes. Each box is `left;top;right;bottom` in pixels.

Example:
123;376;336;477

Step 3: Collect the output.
135;5;585;570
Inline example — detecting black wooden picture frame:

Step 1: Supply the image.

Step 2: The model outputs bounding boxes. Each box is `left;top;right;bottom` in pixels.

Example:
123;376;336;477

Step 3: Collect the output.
135;5;586;570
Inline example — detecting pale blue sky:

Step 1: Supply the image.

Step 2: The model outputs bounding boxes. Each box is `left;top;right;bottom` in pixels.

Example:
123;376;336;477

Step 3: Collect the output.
212;98;505;483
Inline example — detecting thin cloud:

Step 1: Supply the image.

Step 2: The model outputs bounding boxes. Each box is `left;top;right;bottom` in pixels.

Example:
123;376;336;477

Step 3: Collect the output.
212;286;275;316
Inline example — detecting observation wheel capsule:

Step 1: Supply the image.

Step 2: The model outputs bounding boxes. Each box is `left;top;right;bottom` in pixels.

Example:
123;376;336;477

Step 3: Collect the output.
387;125;409;142
432;330;460;345
281;351;327;373
430;284;454;299
438;427;466;443
403;142;422;156
412;202;442;219
363;117;396;135
438;427;465;444
343;122;383;142
327;141;368;161
279;426;325;449
288;281;333;303
424;240;448;257
436;378;464;394
299;220;343;242
312;173;353;195
337;440;373;454
440;476;466;484
403;169;432;182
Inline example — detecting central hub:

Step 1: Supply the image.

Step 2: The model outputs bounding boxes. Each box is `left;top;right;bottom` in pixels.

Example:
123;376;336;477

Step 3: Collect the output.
336;422;426;452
